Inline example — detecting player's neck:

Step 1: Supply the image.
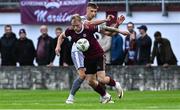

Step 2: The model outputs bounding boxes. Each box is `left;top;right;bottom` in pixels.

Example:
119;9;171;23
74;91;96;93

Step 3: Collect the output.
75;24;84;34
86;15;93;21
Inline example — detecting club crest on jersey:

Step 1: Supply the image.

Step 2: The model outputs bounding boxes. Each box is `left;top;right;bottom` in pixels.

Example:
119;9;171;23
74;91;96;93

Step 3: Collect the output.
83;34;87;38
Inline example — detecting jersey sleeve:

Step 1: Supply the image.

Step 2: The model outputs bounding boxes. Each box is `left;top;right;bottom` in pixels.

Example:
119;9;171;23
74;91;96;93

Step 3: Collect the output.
64;28;71;37
88;24;100;33
80;16;87;23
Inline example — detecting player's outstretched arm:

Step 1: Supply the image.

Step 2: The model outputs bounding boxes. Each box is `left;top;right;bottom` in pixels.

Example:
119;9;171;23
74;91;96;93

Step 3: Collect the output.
55;32;65;56
118;30;130;36
85;15;114;26
85;19;107;25
100;25;130;36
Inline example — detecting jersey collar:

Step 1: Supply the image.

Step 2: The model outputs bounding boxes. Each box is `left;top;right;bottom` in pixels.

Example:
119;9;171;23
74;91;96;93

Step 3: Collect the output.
75;24;84;34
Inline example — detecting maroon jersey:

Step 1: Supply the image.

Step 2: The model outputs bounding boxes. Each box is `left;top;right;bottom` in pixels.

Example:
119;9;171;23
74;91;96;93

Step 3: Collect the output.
65;24;104;60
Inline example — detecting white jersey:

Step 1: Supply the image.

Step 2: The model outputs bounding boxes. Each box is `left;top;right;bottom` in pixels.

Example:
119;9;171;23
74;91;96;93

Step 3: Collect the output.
71;43;80;52
81;15;88;23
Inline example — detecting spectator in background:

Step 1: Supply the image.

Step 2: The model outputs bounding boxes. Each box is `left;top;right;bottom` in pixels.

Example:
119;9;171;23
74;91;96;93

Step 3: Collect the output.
14;29;36;66
36;25;55;66
54;27;63;66
136;25;152;65
124;22;137;65
61;36;73;66
111;33;124;65
98;35;112;65
0;25;17;66
54;27;73;66
150;31;177;67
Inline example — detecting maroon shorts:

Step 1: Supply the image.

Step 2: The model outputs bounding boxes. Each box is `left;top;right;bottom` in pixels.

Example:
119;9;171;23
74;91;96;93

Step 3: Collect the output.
84;55;106;74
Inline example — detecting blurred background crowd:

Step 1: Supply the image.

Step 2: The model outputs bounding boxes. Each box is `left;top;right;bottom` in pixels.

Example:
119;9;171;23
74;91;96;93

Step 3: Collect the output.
0;23;177;67
0;0;179;67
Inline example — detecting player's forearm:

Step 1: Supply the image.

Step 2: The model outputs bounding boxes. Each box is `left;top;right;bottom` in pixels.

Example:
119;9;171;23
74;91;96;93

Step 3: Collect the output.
119;30;130;36
88;19;108;26
102;26;130;36
102;23;120;36
56;33;64;48
102;25;120;33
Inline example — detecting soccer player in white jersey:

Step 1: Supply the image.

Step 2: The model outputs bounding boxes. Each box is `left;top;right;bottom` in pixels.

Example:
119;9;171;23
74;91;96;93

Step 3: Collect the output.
62;3;127;104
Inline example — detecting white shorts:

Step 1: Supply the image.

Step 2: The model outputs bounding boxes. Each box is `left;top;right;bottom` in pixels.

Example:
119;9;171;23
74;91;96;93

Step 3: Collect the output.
71;51;84;70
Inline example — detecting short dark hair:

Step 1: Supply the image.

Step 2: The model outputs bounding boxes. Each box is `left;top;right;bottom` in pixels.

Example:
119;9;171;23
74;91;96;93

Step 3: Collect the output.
127;22;134;26
154;31;162;37
56;27;62;31
87;2;98;9
4;24;12;29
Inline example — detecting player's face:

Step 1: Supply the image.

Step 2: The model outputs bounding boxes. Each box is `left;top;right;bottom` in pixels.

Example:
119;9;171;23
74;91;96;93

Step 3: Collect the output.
86;7;97;20
127;24;134;33
71;20;82;33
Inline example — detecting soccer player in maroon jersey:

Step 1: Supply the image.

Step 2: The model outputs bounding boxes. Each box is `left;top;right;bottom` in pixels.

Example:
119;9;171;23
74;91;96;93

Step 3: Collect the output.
61;2;128;104
56;14;125;103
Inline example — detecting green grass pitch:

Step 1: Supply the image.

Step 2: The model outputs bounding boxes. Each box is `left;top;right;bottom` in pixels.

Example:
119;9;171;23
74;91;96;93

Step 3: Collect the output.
0;90;180;110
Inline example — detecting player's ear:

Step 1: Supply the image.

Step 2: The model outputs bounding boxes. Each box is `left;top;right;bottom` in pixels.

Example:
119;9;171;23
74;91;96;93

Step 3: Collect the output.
86;7;90;12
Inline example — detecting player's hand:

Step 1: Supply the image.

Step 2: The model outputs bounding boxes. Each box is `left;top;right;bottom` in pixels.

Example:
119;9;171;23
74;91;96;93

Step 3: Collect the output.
63;62;69;67
116;15;125;25
163;63;169;68
106;15;115;21
55;46;61;56
119;31;130;36
146;63;151;68
47;62;54;67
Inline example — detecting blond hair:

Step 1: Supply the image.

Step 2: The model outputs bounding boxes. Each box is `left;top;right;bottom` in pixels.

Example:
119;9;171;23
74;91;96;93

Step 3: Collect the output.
70;14;82;22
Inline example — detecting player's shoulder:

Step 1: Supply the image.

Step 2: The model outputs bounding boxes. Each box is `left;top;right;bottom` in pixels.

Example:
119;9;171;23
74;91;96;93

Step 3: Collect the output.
80;15;86;19
80;15;87;21
66;26;73;31
65;26;75;33
65;26;74;36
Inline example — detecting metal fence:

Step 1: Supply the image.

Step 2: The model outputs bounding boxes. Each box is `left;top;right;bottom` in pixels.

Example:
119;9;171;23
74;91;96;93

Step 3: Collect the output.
90;0;180;16
90;0;180;4
1;0;180;8
0;0;180;16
